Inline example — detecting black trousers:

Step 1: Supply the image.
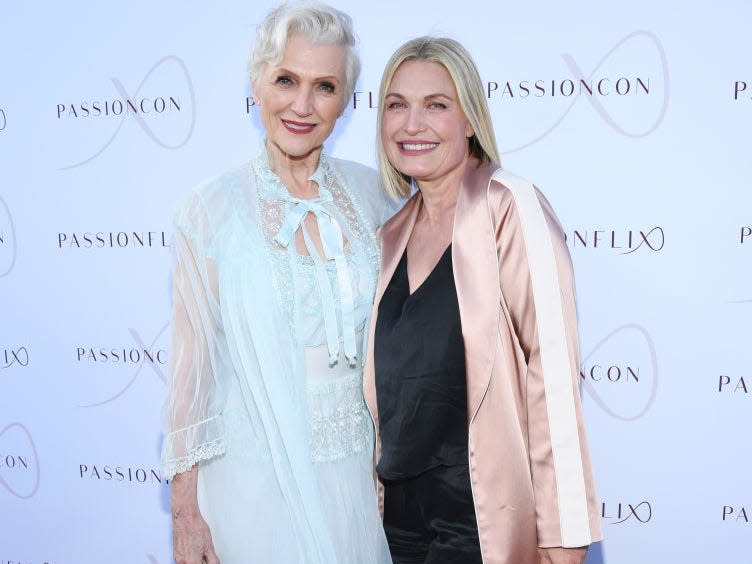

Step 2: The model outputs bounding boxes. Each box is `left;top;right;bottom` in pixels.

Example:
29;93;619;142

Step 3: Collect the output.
381;465;483;564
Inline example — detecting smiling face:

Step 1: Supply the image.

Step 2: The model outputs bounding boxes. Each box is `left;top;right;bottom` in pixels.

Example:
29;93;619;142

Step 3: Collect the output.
381;59;474;188
254;33;347;168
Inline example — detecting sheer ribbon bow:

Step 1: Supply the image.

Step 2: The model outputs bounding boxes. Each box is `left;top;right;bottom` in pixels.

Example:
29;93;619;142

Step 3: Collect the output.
274;189;357;367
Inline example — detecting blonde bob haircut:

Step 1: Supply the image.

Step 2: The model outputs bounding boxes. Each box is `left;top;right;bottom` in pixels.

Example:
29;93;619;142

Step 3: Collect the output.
249;1;360;112
377;36;500;199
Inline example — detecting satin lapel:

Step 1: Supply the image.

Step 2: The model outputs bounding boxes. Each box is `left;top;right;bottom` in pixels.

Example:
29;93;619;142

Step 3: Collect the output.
376;194;421;306
363;194;421;420
452;162;501;422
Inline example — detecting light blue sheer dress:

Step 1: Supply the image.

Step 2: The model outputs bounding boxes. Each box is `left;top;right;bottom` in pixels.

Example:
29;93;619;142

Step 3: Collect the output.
161;147;394;563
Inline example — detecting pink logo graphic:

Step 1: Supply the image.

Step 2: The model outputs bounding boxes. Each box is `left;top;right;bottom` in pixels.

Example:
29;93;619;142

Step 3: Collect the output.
506;30;669;153
602;501;653;524
2;347;29;369
79;323;169;408
62;56;196;170
581;324;658;421
0;422;40;499
620;227;665;254
0;196;17;278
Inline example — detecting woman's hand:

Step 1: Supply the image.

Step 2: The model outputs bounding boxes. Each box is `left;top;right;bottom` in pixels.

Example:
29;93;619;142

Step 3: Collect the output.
173;506;219;564
171;466;220;564
538;546;588;564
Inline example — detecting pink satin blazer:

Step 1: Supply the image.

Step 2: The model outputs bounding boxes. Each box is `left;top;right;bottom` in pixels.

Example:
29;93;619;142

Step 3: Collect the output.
363;160;603;564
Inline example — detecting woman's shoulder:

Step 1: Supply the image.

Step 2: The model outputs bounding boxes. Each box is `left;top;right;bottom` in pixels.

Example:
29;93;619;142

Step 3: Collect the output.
378;191;418;237
486;168;565;239
187;163;250;206
173;162;251;238
483;165;542;210
327;156;381;202
327;155;378;181
327;155;400;228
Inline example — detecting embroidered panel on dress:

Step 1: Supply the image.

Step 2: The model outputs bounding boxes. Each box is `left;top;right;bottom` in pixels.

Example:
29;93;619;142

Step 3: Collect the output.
307;372;372;462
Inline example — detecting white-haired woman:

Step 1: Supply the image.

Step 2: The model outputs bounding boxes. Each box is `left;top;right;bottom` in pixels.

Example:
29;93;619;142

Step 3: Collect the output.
161;3;394;563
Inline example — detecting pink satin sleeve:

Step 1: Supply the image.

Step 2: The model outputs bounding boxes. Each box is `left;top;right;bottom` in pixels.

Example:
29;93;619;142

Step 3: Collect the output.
492;182;602;548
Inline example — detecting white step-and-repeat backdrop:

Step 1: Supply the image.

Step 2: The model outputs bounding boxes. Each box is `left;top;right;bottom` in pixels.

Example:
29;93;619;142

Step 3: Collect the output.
1;1;750;562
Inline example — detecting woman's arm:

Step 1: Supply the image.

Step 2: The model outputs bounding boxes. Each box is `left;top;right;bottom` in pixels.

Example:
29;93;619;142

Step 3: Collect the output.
162;192;227;563
162;189;229;474
171;466;220;564
493;179;601;552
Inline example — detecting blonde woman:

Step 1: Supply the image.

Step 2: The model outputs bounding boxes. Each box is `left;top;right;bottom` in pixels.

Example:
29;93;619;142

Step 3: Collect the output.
364;36;602;564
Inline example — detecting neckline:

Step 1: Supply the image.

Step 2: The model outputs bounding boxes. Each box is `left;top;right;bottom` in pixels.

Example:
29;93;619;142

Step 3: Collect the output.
251;143;330;200
404;243;452;297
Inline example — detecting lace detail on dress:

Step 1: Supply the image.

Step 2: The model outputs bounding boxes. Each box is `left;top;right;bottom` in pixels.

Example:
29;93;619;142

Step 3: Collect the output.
308;372;372;463
161;438;226;480
249;146;378;345
242;146;379;460
326;161;380;273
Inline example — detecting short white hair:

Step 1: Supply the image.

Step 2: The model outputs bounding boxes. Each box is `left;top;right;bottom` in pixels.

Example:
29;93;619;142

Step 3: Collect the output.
249;1;360;110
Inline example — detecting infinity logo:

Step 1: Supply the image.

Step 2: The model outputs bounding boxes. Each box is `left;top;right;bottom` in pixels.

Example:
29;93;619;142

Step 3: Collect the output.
62;56;196;170
581;324;658;421
0;195;17;277
601;501;652;524
621;226;665;254
0;108;6;131
0;422;40;499
2;347;28;368
506;30;669;153
79;323;169;408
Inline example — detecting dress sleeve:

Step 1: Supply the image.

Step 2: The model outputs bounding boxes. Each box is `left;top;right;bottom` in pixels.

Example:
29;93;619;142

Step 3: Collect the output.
493;181;602;548
161;191;228;479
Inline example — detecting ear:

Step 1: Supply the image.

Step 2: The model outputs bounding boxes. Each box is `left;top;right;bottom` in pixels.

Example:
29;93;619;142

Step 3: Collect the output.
251;80;261;106
465;120;475;138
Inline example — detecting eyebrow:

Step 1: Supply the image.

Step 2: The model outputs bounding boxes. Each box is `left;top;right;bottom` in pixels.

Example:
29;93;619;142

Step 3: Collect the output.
274;67;342;84
385;92;455;101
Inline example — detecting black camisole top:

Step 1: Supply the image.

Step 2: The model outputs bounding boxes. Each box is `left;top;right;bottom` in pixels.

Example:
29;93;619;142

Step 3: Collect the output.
374;245;469;480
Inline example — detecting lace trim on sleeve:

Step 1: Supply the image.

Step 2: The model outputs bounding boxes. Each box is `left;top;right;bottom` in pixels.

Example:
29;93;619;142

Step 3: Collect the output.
161;414;226;479
161;439;227;480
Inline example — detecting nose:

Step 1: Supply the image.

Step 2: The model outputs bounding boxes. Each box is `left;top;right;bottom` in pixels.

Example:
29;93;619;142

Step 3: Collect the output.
404;106;425;135
291;84;314;117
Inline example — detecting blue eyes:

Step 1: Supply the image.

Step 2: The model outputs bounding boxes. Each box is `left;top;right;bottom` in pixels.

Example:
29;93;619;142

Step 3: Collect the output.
274;76;336;94
385;101;448;111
